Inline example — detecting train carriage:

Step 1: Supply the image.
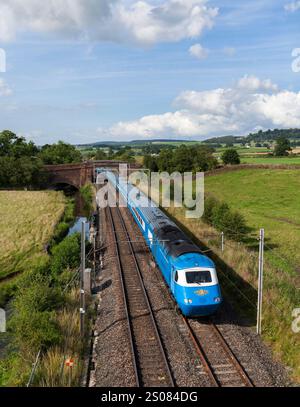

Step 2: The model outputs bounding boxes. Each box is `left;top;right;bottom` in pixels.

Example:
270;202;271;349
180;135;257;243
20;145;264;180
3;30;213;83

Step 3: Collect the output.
102;170;222;317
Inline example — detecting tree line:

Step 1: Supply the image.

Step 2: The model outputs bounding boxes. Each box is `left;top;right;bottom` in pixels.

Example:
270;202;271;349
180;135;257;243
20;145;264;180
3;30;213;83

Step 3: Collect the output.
0;130;82;188
143;144;219;173
143;144;242;172
203;128;300;146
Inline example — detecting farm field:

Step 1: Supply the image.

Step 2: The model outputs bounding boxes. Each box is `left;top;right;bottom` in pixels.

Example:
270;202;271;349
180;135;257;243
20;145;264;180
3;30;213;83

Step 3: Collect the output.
240;156;300;165
0;191;66;280
204;169;300;270
215;147;270;155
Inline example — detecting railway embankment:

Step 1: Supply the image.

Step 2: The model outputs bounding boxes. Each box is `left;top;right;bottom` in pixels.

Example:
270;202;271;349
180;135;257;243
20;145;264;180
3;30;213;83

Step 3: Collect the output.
89;201;290;387
0;189;94;386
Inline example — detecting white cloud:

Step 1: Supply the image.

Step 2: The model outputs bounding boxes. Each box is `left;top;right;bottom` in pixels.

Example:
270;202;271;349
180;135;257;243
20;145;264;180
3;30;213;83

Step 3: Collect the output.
0;79;12;96
189;43;208;59
106;76;300;139
284;1;300;12
237;75;278;92
0;0;218;45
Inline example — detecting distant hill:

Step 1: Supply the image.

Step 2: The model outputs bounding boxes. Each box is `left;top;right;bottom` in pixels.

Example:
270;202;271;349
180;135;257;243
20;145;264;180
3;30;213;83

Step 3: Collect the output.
77;130;300;149
76;138;197;148
203;129;300;145
245;129;300;142
203;135;242;144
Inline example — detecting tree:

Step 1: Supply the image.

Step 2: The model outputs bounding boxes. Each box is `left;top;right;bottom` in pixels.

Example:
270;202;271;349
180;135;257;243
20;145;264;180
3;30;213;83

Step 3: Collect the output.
274;137;291;157
0;130;38;158
39;141;82;164
0;130;44;188
94;148;107;160
192;145;217;171
143;155;158;172
172;145;193;172
221;148;240;165
157;148;174;172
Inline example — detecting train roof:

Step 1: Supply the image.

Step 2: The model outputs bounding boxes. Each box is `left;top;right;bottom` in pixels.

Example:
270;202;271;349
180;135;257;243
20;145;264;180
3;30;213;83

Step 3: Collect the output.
172;252;215;270
136;202;204;260
104;170;210;261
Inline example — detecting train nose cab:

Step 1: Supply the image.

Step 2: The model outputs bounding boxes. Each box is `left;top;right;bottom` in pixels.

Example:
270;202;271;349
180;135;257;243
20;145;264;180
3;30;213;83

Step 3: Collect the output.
174;267;222;317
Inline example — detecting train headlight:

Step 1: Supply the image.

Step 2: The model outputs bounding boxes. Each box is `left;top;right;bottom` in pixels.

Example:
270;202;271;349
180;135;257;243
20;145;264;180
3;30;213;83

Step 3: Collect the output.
214;297;221;303
184;299;193;304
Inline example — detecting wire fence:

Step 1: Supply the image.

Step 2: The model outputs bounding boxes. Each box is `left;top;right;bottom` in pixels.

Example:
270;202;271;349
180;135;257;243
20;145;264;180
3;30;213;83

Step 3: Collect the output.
204;227;299;331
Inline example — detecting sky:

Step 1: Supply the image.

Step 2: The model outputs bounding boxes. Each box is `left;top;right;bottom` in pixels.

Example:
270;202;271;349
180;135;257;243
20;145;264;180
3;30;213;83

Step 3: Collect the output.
0;0;300;144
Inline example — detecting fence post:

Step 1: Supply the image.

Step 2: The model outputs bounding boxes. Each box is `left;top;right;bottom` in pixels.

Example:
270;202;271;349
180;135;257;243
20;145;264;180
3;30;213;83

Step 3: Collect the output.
257;228;265;335
26;349;42;387
80;221;86;337
221;232;224;252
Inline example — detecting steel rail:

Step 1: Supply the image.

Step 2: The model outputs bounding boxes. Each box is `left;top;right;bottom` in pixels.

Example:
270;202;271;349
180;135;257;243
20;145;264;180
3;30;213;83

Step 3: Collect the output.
107;205;140;387
114;205;175;387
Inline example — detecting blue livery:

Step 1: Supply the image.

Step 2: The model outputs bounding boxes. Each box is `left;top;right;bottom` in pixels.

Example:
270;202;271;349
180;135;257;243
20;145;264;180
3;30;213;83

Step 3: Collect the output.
99;170;222;317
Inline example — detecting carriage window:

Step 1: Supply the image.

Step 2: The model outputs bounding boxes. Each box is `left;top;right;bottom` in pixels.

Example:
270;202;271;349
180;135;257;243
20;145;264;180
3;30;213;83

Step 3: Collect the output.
174;270;178;282
186;271;212;284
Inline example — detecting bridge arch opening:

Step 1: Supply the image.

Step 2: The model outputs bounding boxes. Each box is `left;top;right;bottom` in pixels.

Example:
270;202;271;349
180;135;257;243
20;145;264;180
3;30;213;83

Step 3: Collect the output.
50;182;79;195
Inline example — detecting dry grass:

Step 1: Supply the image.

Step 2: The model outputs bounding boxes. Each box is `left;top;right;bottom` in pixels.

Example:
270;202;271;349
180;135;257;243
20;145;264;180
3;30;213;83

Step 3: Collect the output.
34;289;85;387
0;191;66;279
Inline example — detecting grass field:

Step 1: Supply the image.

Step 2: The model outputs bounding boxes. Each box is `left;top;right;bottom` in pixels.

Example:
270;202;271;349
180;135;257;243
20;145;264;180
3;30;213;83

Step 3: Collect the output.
0;191;66;280
202;169;300;379
215;147;270;155
205;169;300;270
240;156;300;165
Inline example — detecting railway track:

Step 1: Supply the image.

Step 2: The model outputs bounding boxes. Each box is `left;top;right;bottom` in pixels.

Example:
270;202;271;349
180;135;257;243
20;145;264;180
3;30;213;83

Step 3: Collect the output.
107;205;175;387
183;317;254;387
116;205;253;387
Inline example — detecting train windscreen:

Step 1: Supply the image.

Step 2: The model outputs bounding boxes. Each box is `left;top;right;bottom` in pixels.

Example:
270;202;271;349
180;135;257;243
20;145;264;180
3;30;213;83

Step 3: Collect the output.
185;271;212;284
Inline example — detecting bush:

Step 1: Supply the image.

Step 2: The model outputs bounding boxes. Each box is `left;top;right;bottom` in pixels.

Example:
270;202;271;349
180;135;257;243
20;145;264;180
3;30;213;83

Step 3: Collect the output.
53;222;69;242
80;183;94;214
202;196;218;224
211;202;231;230
203;196;249;241
50;233;81;277
274;137;291;157
9;273;64;352
50;199;75;246
9;311;61;353
223;211;249;240
221;148;241;165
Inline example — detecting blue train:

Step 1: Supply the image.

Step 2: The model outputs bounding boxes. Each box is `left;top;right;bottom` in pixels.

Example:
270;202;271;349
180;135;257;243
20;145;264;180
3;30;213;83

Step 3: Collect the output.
100;170;222;317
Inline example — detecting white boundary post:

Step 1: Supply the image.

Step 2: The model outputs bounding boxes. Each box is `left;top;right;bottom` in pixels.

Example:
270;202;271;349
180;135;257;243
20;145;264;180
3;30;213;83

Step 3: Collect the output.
221;232;224;252
257;228;265;335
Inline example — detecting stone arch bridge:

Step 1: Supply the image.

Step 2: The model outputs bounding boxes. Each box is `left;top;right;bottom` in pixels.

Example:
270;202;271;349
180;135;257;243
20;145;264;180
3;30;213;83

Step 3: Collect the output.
44;161;141;189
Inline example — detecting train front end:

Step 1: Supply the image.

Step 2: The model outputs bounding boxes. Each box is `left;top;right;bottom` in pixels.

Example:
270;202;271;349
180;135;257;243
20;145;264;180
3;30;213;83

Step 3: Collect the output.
173;254;222;317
